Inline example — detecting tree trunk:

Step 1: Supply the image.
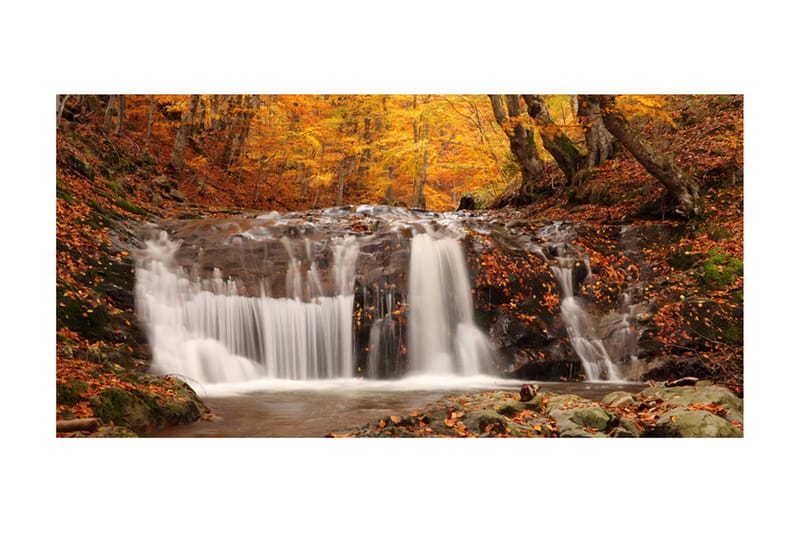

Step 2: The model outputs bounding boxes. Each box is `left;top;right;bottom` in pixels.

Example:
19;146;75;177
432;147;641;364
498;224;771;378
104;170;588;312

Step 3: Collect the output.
222;94;260;171
56;94;70;129
337;155;355;206
169;94;201;174
222;95;245;168
145;95;154;153
411;118;428;209
578;95;615;167
103;95;117;133
522;94;585;184
414;139;428;209
592;95;701;218
115;95;126;134
489;94;543;204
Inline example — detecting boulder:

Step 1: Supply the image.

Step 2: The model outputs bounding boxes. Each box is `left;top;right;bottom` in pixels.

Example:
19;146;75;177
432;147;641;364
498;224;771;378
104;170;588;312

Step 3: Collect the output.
651;407;742;437
639;385;743;424
543;393;618;437
602;390;636;408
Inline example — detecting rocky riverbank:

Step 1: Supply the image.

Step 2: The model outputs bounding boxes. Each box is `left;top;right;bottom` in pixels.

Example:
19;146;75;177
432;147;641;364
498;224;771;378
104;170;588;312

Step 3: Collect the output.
327;381;743;438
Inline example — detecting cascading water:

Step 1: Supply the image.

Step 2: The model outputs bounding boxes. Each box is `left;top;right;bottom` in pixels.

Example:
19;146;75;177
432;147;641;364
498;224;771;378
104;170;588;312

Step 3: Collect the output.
135;231;359;383
408;233;491;376
535;223;638;381
134;207;495;385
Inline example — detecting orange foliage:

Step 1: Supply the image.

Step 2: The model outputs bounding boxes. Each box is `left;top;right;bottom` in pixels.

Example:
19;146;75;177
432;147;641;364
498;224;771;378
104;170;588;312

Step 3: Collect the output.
74;94;513;212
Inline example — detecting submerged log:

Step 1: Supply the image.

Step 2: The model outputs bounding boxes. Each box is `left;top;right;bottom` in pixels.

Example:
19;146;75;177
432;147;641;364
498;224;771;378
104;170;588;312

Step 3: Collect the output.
56;417;101;433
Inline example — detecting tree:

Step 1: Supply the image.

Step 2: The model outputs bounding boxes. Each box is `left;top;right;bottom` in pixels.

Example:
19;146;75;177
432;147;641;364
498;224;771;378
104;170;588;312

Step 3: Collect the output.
168;94;201;174
489;94;544;205
410;95;429;209
222;94;260;171
522;94;585;185
577;95;615;167
591;95;702;218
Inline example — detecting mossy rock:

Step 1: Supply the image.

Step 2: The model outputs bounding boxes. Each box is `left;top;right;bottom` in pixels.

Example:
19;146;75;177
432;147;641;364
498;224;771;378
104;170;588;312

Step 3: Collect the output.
566;406;617;432
614;417;643;437
65;152;95;180
541;394;586;415
651;407;742;437
550;410;610;437
494;399;538;417
88;379;206;435
640;385;743;424
90;387;153;433
463;409;510;434
602;390;636;408
56;380;89;406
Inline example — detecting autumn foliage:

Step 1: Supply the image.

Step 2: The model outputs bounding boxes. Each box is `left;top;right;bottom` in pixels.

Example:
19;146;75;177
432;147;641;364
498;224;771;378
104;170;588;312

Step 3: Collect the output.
55;94;744;435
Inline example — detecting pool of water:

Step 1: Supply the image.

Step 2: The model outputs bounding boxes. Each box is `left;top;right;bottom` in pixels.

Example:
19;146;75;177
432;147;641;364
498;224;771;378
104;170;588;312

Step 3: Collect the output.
147;377;647;437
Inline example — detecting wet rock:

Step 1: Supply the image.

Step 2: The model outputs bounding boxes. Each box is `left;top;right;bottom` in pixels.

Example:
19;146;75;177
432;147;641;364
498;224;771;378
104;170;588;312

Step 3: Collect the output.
541;393;618;437
651;408;742;437
519;383;540;402
614;417;644;437
602;390;636;408
463;410;509;434
640;385;743;424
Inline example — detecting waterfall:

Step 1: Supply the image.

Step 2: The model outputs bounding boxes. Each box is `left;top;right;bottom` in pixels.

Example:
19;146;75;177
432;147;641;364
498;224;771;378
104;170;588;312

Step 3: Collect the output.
407;233;492;375
134;208;495;385
135;231;359;383
537;223;637;381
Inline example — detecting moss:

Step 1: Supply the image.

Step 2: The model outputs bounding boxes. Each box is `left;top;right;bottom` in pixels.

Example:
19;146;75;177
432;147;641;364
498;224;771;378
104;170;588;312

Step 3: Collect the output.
105;180;125;197
495;400;525;417
56;287;110;342
113;197;148;216
90;387;153;432
463;409;510;434
700;248;743;290
88;198;121;221
56;178;76;205
56;380;88;406
568;407;616;432
91;387;134;423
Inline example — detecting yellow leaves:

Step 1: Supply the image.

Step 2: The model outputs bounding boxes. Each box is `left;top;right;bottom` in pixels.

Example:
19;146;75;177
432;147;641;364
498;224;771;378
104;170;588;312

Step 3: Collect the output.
615;95;678;129
310;171;334;188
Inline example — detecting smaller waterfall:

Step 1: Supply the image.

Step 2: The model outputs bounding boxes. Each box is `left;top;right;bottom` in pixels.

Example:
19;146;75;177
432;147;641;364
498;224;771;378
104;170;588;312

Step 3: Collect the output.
538;224;637;381
407;233;493;375
135;231;359;383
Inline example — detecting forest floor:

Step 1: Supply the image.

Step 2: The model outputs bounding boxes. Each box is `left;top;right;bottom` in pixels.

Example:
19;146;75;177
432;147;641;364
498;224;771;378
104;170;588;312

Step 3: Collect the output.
55;94;743;437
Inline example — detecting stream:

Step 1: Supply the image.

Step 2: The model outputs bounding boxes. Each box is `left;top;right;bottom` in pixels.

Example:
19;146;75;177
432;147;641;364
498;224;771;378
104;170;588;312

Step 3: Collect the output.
147;378;646;437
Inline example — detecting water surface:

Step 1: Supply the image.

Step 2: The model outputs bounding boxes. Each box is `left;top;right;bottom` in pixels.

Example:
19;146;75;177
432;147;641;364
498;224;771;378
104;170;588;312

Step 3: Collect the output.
149;378;646;437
